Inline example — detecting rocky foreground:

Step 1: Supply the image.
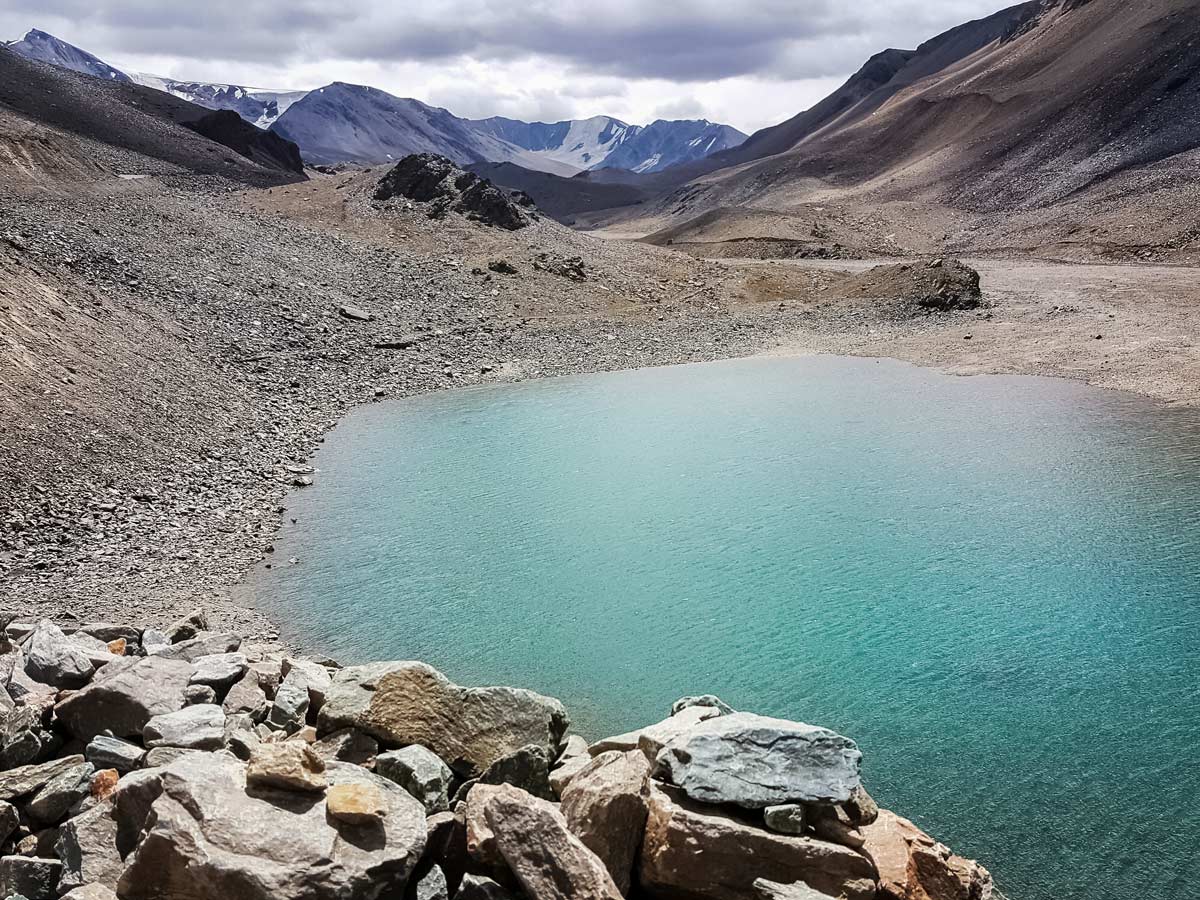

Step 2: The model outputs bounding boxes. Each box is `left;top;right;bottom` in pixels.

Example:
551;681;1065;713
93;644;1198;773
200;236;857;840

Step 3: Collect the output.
0;609;993;900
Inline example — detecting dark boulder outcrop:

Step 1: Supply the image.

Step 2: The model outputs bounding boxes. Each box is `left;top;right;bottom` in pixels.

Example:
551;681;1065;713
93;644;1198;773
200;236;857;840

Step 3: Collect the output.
374;155;536;230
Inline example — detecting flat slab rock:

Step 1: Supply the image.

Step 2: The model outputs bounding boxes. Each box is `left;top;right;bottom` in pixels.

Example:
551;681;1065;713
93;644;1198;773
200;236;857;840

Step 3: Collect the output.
653;711;862;807
55;657;194;741
117;752;426;900
317;661;568;777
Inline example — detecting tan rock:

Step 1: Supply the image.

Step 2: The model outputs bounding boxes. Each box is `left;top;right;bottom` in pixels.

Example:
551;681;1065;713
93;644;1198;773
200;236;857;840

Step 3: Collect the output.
318;661;568;777
90;769;119;803
638;783;877;900
464;783;506;869
808;803;865;849
842;785;879;826
561;750;650;894
106;639;126;657
861;810;993;900
483;783;623;900
325;783;386;825
246;743;327;793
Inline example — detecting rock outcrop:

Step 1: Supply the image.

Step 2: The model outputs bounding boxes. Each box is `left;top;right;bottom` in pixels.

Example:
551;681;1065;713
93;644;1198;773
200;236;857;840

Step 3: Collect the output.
0;615;995;900
374;154;537;230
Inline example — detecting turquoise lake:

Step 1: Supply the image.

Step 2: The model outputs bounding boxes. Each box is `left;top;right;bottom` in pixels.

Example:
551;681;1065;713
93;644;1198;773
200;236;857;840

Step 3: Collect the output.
253;355;1200;900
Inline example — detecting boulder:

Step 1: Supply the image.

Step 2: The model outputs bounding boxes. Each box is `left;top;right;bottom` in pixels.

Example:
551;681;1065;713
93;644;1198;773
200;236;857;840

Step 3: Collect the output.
55;801;123;894
807;803;866;849
55;657;193;741
0;854;62;899
165;609;208;644
550;735;592;797
68;633;122;670
463;784;508;872
374;154;534;231
85;736;144;775
407;863;449;900
27;762;95;824
154;632;240;663
590;705;720;758
318;661;568;777
117;754;426;900
281;659;333;710
0;706;46;769
143;704;225;750
484;783;623;900
376;745;452;813
653;712;861;807
245;743;327;793
0;755;87;802
24;621;94;689
267;667;312;732
860;810;993;900
326;782;386;825
223;669;269;717
313;727;378;765
190;653;249;690
763;804;808;835
560;750;651;895
671;695;735;716
184;684;218;705
0;800;17;844
842;785;880;827
638;784;877;900
478;744;554;800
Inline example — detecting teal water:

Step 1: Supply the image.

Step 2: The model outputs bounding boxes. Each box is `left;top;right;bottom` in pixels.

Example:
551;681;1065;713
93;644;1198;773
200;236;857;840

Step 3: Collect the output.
254;356;1200;900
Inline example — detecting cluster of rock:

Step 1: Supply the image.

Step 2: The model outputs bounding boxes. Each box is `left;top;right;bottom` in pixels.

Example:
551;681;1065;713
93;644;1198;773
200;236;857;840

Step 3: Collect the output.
0;609;994;900
373;154;537;231
854;259;983;312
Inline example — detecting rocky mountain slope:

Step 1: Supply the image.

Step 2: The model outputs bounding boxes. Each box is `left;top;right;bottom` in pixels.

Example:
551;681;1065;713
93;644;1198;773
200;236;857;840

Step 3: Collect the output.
2;29;129;83
472;115;747;173
468;163;654;224
268;82;577;174
597;0;1200;263
0;47;304;184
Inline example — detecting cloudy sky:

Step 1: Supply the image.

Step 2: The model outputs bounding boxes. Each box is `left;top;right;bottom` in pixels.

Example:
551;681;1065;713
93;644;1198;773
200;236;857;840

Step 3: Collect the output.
2;1;1009;132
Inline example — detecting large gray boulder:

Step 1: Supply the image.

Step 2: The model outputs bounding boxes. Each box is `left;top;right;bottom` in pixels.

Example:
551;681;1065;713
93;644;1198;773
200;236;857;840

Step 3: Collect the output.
27;761;95;824
189;653;249;690
0;755;86;802
376;745;452;814
0;854;63;899
318;661;568;777
142;704;225;750
24;620;94;689
117;753;426;900
55;657;194;741
85;736;144;775
153;632;240;663
55;800;124;894
653;712;861;807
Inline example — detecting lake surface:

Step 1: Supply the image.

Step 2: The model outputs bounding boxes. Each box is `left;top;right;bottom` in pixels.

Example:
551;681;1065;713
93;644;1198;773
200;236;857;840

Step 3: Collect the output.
253;355;1200;900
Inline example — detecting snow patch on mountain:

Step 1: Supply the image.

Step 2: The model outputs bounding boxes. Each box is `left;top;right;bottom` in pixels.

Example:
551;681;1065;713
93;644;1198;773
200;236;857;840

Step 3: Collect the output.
129;73;307;128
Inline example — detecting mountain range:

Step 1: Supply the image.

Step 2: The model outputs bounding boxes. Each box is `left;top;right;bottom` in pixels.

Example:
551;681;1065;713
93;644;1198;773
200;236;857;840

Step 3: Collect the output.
1;29;746;175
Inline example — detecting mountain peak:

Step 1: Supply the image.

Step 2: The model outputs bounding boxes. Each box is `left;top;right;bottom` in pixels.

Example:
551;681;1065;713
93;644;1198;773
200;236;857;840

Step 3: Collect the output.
5;28;131;83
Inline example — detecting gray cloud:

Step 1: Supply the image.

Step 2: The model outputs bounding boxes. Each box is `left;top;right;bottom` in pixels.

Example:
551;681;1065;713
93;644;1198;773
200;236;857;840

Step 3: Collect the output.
2;0;1012;83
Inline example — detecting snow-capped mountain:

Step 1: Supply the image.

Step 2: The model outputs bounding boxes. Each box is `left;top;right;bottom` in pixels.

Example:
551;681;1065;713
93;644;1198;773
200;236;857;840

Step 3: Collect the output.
4;28;747;175
3;28;130;83
128;75;307;129
597;119;748;173
472;115;747;174
470;116;637;170
270;84;581;175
